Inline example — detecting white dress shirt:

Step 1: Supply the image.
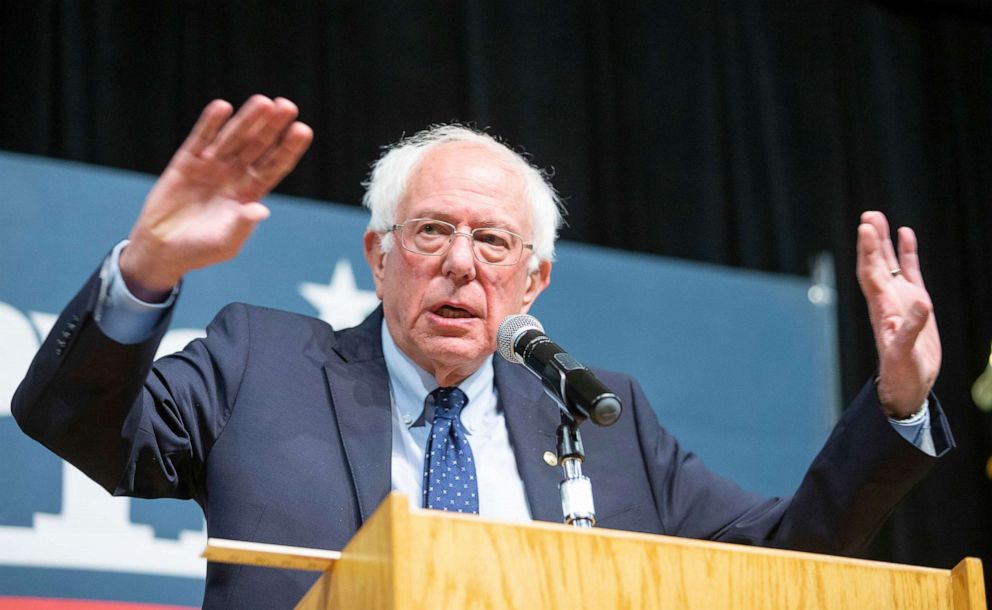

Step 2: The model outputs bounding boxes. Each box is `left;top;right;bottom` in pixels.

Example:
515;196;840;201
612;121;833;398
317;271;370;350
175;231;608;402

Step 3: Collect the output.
381;321;532;520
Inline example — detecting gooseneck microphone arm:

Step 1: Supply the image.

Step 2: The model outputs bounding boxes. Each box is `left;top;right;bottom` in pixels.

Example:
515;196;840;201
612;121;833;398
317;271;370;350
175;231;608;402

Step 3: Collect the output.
556;416;595;527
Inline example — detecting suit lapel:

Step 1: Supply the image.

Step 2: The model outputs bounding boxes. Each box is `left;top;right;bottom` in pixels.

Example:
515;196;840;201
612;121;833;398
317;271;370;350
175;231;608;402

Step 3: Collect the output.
322;308;566;525
495;358;564;523
323;307;393;524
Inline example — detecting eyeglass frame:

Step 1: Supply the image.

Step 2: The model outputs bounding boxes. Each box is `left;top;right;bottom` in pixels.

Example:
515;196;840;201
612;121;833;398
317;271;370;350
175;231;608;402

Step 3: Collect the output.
386;217;535;266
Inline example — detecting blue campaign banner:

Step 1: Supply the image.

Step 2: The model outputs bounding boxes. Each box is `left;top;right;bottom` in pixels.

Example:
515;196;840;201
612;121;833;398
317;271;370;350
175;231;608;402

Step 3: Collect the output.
0;151;840;607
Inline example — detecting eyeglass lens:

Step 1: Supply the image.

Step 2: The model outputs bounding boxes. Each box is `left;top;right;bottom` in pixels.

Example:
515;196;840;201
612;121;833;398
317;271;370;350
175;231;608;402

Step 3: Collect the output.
400;219;522;264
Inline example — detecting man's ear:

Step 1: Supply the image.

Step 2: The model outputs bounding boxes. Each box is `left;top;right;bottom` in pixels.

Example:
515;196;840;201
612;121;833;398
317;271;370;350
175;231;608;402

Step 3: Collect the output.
363;231;387;299
519;260;551;313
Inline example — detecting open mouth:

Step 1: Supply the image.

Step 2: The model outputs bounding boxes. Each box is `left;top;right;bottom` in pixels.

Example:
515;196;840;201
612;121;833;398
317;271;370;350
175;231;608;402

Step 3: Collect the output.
433;304;475;319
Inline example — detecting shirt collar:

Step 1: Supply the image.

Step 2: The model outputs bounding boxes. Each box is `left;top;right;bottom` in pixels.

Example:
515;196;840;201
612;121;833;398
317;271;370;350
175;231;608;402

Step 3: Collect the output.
380;319;494;429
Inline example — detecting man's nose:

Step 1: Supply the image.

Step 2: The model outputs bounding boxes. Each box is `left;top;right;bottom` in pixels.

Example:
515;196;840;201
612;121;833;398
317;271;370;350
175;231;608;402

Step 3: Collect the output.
442;232;477;281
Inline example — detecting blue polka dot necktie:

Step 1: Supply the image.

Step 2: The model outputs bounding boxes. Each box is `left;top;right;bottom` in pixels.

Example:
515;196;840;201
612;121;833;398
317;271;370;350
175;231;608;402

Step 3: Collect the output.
423;386;479;514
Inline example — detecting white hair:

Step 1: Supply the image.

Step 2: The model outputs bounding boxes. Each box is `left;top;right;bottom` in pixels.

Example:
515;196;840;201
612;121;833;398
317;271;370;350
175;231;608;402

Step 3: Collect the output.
362;124;565;272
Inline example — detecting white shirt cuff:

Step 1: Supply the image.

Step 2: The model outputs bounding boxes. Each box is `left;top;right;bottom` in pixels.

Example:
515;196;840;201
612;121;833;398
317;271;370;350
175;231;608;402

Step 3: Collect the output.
887;399;936;457
94;239;177;343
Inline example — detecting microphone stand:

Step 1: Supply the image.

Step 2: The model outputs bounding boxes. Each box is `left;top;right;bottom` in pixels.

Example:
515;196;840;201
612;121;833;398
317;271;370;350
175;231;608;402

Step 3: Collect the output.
554;407;596;528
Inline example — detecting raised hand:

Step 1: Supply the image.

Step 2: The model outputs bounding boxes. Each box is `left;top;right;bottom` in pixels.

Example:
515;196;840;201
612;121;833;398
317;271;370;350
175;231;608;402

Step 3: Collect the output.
856;211;942;418
120;96;313;299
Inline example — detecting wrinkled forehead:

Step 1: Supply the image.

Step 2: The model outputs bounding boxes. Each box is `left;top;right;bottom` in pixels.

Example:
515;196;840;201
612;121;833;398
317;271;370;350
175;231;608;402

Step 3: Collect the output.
399;141;532;231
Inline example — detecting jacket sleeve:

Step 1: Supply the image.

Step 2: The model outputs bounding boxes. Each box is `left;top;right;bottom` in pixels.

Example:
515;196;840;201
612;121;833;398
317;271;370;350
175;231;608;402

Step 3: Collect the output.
12;268;252;505
629;374;953;555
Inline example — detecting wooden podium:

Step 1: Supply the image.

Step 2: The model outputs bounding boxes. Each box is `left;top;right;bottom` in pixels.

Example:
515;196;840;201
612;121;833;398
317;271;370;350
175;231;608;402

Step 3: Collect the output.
221;493;987;609
291;493;986;609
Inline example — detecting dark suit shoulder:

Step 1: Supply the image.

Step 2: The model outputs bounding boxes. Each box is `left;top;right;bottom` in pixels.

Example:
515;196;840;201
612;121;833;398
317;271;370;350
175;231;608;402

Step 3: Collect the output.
206;302;336;350
215;302;334;329
203;303;383;365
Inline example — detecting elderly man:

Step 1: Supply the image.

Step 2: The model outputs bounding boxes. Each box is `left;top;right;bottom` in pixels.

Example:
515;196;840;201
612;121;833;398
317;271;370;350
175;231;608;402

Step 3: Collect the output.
13;96;950;609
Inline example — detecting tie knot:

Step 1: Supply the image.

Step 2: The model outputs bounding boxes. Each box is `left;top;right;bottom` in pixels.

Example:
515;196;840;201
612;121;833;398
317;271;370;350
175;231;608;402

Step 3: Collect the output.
431;386;468;420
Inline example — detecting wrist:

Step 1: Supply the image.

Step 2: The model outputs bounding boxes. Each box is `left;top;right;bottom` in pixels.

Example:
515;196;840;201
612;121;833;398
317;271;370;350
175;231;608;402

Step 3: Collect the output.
889;399;929;424
119;242;181;302
874;375;928;419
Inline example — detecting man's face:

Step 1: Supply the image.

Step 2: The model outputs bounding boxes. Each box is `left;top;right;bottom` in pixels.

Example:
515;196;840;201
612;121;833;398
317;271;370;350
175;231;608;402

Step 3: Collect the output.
364;141;551;386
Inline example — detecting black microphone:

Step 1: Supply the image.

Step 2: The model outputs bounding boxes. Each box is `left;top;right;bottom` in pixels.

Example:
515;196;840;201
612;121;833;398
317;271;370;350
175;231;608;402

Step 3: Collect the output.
497;314;622;427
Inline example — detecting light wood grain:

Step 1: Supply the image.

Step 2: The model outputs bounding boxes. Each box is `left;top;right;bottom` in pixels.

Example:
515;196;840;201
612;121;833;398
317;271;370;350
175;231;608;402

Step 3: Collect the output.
953;557;988;610
296;493;985;610
298;494;413;610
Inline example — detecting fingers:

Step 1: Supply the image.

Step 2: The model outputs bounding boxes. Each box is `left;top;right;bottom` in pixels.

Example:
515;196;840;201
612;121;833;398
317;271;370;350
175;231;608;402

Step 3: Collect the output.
178;100;233;156
175;96;312;199
211;95;278;162
242;121;314;195
856;221;891;298
233;97;300;166
206;96;309;176
896;226;927;288
859;211;929;287
860;211;900;272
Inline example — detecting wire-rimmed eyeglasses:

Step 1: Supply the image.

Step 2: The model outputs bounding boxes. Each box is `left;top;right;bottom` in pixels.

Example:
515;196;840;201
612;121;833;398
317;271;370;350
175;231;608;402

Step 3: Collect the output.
387;218;534;266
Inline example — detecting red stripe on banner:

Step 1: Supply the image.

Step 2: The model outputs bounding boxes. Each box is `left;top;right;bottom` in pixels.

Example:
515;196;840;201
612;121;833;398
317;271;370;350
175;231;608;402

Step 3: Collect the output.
0;597;196;610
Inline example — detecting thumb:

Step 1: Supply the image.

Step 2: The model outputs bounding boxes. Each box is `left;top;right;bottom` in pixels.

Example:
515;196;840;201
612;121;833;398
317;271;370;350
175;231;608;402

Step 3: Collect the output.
239;201;271;223
226;202;270;249
891;300;930;355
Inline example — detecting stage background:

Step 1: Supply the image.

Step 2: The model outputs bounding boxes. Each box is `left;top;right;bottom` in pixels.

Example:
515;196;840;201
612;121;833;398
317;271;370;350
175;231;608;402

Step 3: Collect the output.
1;0;990;603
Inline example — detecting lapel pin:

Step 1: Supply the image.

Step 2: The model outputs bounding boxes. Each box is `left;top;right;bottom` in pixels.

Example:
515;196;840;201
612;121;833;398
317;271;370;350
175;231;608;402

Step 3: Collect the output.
543;451;558;467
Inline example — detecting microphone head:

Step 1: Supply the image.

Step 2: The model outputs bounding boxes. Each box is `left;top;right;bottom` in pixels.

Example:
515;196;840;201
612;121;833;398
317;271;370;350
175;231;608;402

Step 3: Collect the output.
497;314;544;364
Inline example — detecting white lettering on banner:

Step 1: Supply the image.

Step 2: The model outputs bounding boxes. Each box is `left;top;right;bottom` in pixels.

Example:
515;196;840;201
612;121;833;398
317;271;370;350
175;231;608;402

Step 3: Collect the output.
0;260;379;579
0;301;210;577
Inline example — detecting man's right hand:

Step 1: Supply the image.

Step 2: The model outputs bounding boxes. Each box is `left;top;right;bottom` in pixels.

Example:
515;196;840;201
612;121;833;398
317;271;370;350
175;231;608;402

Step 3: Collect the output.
120;96;313;301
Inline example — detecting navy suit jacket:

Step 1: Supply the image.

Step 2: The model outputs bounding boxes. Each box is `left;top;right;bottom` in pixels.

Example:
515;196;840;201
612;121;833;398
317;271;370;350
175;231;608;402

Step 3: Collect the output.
13;271;953;609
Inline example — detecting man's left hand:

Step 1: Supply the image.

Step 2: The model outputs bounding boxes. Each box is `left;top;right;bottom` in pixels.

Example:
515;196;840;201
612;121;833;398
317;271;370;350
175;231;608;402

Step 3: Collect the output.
856;211;942;418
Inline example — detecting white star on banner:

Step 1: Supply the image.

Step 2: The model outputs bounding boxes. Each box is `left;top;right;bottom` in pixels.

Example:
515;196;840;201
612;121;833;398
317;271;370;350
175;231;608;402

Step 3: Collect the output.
299;259;381;329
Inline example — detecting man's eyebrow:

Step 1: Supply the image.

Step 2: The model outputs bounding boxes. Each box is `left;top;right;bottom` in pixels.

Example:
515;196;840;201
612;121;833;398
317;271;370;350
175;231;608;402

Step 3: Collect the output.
469;219;522;232
411;211;519;231
403;210;453;223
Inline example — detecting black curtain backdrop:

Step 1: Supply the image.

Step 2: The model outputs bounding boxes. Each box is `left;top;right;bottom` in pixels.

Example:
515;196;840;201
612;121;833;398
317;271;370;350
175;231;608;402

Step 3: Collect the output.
3;0;991;592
